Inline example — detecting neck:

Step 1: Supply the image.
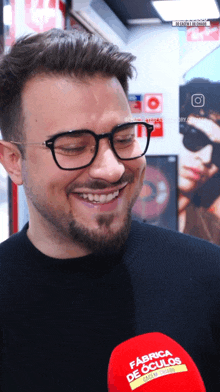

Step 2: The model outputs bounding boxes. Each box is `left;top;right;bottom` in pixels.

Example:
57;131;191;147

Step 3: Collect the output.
27;217;91;259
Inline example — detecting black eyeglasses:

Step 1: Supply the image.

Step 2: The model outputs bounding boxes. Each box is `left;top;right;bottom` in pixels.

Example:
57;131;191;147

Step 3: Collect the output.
11;122;154;170
180;123;220;168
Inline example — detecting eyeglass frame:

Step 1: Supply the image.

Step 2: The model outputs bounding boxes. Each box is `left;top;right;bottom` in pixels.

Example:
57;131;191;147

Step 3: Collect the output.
11;121;154;171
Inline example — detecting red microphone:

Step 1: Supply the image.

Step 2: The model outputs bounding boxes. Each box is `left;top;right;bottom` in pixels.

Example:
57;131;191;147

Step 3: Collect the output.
108;333;206;391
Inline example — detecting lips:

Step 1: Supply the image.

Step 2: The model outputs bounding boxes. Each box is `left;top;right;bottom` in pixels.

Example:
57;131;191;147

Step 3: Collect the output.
185;167;205;181
70;185;127;214
72;183;128;205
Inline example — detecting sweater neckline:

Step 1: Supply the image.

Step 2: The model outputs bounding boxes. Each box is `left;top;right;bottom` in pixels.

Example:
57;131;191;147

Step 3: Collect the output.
20;222;125;275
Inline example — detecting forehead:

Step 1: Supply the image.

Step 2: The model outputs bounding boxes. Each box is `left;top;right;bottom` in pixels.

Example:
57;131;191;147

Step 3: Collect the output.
21;73;130;139
187;114;220;142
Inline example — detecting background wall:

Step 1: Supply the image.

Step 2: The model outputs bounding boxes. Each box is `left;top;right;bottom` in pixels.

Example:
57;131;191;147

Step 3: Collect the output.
126;24;180;156
7;0;66;231
1;0;220;237
15;16;220;230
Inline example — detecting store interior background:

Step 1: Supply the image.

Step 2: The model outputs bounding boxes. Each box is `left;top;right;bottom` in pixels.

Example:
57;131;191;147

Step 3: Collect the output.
0;0;220;242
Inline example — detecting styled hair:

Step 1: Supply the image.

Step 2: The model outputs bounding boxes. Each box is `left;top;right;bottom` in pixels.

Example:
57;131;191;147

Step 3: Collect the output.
180;78;220;120
0;28;136;157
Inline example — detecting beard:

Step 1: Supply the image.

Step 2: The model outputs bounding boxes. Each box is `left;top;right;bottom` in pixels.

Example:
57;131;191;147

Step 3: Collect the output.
23;166;143;256
25;183;136;255
28;198;132;254
68;207;132;254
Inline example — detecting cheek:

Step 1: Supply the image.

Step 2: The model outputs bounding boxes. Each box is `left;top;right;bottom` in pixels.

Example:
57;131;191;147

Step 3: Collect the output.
179;135;196;167
131;157;146;195
138;156;147;174
24;150;56;191
26;147;48;167
179;150;196;170
23;151;80;194
131;156;146;184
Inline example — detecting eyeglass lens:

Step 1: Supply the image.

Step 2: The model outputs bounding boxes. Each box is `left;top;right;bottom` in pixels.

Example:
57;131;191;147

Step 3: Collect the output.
54;132;96;169
53;123;149;169
182;126;210;152
181;124;220;168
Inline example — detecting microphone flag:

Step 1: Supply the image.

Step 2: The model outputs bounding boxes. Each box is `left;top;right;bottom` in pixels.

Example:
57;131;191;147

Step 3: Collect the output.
108;332;206;391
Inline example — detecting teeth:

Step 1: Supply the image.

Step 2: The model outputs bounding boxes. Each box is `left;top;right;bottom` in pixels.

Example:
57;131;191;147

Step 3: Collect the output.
99;194;106;203
79;190;119;203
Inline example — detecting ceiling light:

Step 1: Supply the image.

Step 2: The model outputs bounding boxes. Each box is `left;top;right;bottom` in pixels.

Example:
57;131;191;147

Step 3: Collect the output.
152;0;220;21
127;18;162;25
3;5;12;26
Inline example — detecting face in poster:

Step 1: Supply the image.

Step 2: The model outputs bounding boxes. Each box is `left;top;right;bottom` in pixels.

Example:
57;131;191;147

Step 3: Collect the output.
179;78;220;245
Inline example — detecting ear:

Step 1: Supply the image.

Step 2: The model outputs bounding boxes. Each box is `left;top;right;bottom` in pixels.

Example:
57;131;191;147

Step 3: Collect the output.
0;141;23;185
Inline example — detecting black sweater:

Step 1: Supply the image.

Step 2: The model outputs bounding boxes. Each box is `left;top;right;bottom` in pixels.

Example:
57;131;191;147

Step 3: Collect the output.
0;220;220;391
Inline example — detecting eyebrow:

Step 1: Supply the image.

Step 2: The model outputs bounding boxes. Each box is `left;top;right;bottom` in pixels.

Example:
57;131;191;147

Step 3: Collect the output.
46;128;91;138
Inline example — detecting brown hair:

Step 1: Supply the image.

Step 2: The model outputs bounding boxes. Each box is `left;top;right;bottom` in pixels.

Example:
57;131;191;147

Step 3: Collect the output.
0;28;136;157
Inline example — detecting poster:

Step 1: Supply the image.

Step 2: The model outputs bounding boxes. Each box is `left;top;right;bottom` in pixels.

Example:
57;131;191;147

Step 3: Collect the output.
132;156;178;231
179;78;220;245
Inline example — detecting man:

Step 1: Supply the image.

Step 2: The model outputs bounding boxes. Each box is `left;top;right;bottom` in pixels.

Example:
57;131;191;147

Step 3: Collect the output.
0;29;220;392
179;79;220;244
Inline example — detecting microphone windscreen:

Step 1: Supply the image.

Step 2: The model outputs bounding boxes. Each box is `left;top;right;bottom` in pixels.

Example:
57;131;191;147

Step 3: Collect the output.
108;332;206;391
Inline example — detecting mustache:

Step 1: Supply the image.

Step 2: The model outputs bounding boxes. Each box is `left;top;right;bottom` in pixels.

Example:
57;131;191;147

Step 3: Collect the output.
66;173;134;195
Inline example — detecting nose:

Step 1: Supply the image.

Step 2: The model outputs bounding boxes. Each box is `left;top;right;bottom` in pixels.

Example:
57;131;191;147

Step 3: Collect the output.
88;139;125;183
197;144;213;165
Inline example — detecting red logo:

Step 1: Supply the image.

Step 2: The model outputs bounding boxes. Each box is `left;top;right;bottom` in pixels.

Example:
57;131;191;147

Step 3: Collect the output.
144;94;163;113
25;0;65;32
187;21;220;41
128;95;142;113
146;118;163;137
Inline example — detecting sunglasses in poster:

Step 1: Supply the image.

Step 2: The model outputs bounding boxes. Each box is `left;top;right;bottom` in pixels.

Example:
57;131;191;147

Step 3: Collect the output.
180;123;220;168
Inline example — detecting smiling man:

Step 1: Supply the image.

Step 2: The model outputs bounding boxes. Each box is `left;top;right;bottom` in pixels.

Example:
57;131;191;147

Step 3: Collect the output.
17;74;146;257
0;30;220;392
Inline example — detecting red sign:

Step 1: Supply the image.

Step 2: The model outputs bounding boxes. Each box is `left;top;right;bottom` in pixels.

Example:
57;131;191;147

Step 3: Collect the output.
187;21;220;41
146;118;164;137
134;118;164;138
128;95;142;113
144;94;163;113
25;0;65;32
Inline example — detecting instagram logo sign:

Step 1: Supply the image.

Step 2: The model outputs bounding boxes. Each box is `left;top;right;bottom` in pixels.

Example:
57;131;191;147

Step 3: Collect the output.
191;93;205;107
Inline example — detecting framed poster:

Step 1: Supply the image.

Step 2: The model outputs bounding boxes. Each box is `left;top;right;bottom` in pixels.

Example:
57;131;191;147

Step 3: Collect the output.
132;155;178;231
179;79;220;245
